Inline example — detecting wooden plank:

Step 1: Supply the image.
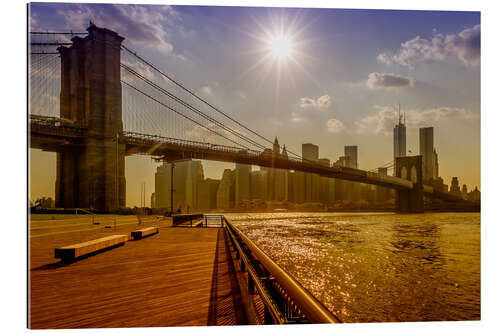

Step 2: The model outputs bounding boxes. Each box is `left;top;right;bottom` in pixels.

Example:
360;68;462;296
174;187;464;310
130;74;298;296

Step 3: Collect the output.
29;220;246;328
131;226;159;240
54;234;128;260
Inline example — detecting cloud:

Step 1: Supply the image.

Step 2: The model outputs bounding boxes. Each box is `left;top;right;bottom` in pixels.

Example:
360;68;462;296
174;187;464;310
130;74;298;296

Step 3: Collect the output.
236;91;248;100
299;94;332;108
366;72;414;90
377;25;480;69
326;118;346;133
355;105;478;135
201;85;212;95
56;4;179;55
291;112;304;123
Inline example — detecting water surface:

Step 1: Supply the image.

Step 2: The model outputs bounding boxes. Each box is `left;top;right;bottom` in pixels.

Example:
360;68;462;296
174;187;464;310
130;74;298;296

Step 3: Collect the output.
227;212;480;323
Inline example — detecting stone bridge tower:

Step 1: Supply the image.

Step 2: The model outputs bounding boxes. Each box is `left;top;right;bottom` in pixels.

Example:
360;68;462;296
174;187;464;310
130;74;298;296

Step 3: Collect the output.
395;155;424;213
55;24;126;212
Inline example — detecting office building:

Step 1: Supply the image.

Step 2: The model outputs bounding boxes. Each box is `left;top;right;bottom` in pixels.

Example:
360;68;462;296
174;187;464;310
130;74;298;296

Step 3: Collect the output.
419;127;435;181
344;146;358;169
394;110;406;175
217;169;235;210
302;143;319;161
235;163;251;204
154;160;203;212
450;177;460;195
196;179;220;210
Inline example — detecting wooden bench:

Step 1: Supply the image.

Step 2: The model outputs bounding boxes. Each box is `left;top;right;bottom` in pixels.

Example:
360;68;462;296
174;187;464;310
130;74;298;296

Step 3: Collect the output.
131;227;159;240
54;235;128;261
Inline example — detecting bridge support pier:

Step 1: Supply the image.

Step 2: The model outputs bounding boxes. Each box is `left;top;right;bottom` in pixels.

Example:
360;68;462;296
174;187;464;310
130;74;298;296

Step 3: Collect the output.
395;155;424;213
55;24;125;212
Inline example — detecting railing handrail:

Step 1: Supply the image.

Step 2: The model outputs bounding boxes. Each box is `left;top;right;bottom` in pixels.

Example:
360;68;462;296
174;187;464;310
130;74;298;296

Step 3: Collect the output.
224;217;341;324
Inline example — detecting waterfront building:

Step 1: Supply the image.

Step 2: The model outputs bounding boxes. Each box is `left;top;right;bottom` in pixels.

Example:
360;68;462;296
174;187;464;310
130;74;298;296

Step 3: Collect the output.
393;110;406;176
216;169;235;210
450;177;461;195
344;146;360;201
462;184;468;200
433;149;439;179
250;169;268;200
235;163;251;204
419;127;435;182
468;186;481;202
302;143;319;161
376;167;390;203
344;145;358;169
154;160;204;212
196;178;220;210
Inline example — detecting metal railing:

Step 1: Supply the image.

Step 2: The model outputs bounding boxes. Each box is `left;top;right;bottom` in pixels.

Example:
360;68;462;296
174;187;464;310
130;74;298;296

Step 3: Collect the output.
223;217;341;324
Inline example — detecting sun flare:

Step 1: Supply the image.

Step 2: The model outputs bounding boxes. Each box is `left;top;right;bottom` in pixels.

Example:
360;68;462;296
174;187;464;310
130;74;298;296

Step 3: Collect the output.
269;35;292;59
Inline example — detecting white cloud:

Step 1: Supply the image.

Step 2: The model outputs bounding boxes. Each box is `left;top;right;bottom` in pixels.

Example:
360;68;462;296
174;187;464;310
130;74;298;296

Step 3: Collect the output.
366;72;414;90
236;91;248;100
326;118;346;133
355;105;478;135
56;4;179;55
377;25;480;69
299;94;332;109
201;85;212;95
291;112;304;123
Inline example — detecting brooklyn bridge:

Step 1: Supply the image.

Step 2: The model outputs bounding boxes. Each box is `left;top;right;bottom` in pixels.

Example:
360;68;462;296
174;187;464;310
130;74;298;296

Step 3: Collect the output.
29;24;468;213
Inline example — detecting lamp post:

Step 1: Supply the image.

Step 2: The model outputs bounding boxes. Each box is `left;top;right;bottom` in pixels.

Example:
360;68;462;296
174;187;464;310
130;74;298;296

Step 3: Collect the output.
170;162;175;215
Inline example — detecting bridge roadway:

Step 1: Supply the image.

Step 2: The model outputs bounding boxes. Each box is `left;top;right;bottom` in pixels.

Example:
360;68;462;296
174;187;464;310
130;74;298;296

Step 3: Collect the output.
30;115;436;193
29;215;247;328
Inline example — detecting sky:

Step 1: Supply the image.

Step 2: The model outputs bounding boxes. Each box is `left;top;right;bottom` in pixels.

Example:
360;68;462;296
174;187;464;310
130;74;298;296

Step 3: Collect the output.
28;2;481;207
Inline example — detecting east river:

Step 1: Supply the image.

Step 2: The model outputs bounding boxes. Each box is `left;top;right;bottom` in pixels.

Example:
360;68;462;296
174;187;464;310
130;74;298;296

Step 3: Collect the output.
227;212;480;323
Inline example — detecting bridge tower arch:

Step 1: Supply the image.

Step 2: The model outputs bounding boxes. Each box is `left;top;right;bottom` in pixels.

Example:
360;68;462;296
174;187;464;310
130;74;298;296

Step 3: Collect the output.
55;25;126;212
395;155;424;213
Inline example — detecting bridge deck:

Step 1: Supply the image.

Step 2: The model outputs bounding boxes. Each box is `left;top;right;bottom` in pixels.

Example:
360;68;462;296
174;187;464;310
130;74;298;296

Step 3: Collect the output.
29;216;247;328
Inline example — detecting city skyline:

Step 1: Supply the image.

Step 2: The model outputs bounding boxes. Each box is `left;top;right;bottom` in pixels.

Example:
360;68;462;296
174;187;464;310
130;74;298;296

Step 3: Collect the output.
28;3;480;206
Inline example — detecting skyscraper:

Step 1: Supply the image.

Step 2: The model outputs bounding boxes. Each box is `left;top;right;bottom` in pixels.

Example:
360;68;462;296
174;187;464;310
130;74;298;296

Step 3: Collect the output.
235;163;251;204
450;176;460;195
154;159;203;212
302;143;319;161
344;146;358;169
302;143;319;202
393;108;406;175
419;127;434;181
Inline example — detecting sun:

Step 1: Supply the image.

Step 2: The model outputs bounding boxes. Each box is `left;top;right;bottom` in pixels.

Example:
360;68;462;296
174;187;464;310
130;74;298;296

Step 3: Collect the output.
269;34;292;59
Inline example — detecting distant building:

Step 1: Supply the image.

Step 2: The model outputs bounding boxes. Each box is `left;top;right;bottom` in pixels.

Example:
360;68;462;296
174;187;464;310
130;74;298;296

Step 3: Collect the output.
217;169;235;210
197;179;220;210
302;143;319;161
450;177;461;195
235;163;251;204
462;184;468;200
250;169;268;200
376;167;390;203
302;143;320;203
433;149;439;179
154;160;204;212
344;146;358;169
393;110;406;175
419;127;435;182
468;186;480;202
344;146;360;201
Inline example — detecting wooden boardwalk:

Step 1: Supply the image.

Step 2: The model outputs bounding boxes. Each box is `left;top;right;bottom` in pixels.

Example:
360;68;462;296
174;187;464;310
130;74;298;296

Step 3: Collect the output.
29;216;247;328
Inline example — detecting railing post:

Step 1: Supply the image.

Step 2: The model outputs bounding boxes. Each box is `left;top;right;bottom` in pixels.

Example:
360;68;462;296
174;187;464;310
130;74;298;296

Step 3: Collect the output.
264;306;273;324
248;274;255;295
240;258;245;272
